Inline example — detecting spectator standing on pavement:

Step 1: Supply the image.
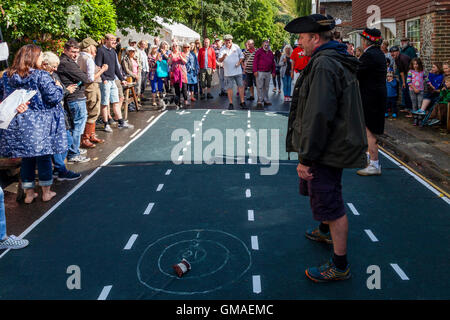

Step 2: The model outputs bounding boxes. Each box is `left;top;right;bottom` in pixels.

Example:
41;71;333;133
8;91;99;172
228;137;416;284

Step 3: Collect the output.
128;39;144;99
169;42;189;108
356;28;387;177
243;39;256;101
280;44;293;102
290;39;310;91
381;40;394;71
407;58;428;119
253;40;276;108
198;38;216;100
121;47;140;90
160;41;172;94
95;34;133;132
57;39;91;164
273;49;282;94
213;39;226;96
137;40;150;101
400;38;417;59
42;51;81;182
219;35;247;110
385;72;398;119
148;45;164;106
1;44;68;203
389;46;412;113
77;38;108;149
187;43;200;102
285;14;367;283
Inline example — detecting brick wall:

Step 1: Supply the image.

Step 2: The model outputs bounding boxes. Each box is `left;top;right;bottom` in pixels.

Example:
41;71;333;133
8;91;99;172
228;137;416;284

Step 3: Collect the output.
320;2;353;38
431;10;450;64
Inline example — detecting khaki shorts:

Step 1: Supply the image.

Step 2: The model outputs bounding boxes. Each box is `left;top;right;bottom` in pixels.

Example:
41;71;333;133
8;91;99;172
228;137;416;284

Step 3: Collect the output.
115;79;124;99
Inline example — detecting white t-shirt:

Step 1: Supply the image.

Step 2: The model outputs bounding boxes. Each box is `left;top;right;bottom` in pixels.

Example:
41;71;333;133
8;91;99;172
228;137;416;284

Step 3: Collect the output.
219;43;244;77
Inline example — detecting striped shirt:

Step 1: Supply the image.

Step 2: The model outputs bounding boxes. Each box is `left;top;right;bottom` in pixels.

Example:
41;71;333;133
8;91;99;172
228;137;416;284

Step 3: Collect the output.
244;49;256;74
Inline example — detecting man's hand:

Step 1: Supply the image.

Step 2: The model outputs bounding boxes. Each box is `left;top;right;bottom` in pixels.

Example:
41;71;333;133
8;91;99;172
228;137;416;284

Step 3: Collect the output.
16;101;30;114
297;163;314;181
67;84;77;94
101;64;109;71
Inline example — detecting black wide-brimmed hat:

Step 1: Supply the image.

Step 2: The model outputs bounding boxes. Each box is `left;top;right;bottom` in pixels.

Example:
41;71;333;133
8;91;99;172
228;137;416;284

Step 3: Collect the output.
359;28;382;45
284;14;336;34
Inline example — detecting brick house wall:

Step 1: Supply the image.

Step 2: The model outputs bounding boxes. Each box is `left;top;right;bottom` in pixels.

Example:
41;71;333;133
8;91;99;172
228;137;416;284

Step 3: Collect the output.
352;0;450;70
319;1;353;39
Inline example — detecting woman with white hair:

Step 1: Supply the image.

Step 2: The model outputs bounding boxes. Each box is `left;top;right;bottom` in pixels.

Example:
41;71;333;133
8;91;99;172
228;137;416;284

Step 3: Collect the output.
280;44;293;102
41;51;82;182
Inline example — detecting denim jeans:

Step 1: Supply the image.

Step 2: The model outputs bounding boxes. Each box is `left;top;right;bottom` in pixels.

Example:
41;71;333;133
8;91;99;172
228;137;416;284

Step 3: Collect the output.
53;129;73;174
400;78;412;109
67;99;87;159
0;187;6;240
282;75;292;97
21;155;53;189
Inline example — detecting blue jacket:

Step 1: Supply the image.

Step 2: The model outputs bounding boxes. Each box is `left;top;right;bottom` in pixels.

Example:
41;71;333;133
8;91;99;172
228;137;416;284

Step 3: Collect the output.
386;79;398;97
0;70;67;158
186;51;199;85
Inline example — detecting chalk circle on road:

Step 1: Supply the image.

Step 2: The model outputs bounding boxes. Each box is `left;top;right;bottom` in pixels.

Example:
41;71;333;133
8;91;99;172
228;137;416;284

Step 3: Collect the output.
137;229;252;295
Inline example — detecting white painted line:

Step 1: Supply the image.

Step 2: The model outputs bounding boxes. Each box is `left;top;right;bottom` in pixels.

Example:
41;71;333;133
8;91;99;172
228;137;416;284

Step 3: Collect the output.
247;124;251;129
199;122;203;126
206;109;211;114
187;141;191;146
347;203;360;216
364;229;379;242
379;149;450;205
98;285;113;300
183;147;187;152
143;203;155;215
165;169;172;175
192;134;196;138
247;120;251;123
248;149;252;154
177;155;183;161
129;128;142;139
248;158;253;164
106;146;122;160
251;236;259;250
124;234;138;250
157;184;164;192
245;173;250;180
390;264;410;280
146;115;155;123
248;110;251;118
248;140;251;145
252;275;261;294
248;210;254;221
246;189;251;198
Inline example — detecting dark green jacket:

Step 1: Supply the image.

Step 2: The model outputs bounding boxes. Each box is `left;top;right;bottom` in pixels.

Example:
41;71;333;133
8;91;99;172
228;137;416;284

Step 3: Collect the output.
286;46;368;169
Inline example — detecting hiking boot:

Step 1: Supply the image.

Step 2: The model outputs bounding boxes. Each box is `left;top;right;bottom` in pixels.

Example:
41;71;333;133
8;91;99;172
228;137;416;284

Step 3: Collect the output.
240;102;248;109
357;164;381;176
0;235;29;250
57;170;82;181
305;259;351;283
305;228;332;244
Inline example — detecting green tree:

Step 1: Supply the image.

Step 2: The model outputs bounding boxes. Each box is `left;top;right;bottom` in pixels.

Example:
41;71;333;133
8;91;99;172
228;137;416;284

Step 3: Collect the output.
294;0;311;16
0;0;116;54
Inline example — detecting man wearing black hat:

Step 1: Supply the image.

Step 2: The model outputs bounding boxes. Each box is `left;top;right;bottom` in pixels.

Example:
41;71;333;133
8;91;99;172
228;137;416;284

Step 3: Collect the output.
356;28;387;176
285;14;367;283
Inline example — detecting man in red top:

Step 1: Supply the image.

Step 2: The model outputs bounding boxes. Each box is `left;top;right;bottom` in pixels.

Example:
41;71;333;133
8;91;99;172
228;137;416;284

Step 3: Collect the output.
198;38;217;99
290;41;310;92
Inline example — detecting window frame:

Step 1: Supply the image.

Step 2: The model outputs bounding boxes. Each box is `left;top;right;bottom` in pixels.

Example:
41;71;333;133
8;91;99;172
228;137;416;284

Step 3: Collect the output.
405;17;421;52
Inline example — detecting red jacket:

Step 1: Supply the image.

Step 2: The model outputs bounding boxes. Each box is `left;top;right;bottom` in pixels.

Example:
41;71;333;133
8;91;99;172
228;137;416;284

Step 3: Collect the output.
198;47;216;70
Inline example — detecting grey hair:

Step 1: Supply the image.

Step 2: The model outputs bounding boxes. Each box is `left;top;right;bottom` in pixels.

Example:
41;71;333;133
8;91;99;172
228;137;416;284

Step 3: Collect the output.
42;51;60;67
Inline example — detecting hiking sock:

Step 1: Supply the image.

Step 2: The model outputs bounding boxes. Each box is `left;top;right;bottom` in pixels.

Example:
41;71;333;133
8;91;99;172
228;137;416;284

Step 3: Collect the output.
332;253;348;270
319;223;330;234
370;160;380;169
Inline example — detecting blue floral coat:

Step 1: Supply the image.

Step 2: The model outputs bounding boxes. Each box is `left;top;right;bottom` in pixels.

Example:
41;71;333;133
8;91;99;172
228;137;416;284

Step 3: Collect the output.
0;69;67;158
186;51;199;85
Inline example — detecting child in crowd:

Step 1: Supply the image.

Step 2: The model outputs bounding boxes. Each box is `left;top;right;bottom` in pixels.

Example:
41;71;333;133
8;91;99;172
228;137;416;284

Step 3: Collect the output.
407;58;428;121
413;62;444;115
386;72;398;118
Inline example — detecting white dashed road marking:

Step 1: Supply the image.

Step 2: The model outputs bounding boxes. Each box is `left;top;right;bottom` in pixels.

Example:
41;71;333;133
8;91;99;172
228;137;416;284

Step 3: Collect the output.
251;236;259;250
124;234;138;250
248;210;254;221
246;189;251;198
98;285;113;300
252;275;261;294
143;203;155;215
165;169;172;175
390;264;410;280
347;203;360;216
364;229;379;242
156;184;164;192
245;173;250;180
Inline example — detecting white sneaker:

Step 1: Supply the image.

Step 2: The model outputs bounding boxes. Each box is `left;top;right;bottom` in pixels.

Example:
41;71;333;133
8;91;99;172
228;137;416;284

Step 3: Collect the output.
357;164;381;176
68;155;90;163
0;235;29;250
104;124;113;133
79;148;87;155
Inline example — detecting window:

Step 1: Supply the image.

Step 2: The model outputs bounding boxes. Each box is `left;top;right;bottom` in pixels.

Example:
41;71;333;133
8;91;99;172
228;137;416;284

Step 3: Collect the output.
406;18;421;52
